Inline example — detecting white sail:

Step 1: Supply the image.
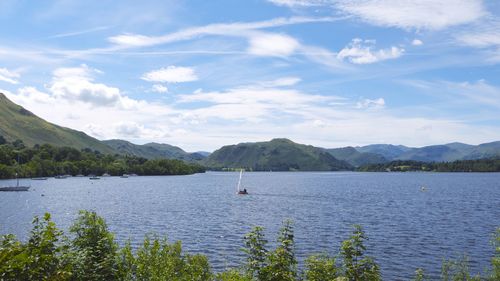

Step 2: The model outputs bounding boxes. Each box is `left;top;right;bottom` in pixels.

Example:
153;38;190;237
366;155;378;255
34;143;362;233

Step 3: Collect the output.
237;169;243;192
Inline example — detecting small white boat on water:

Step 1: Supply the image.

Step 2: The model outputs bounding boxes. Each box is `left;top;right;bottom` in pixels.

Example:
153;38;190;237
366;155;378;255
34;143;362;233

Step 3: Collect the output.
236;169;248;195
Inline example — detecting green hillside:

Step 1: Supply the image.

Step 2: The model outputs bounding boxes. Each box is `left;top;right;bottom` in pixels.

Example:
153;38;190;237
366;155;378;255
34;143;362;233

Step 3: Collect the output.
103;139;206;162
204;138;352;171
0;93;114;154
356;142;500;162
326;146;387;167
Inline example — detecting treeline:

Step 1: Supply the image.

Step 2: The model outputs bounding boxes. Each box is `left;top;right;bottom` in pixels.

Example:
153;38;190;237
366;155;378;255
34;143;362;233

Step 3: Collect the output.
0;211;498;281
0;139;205;179
357;158;500;172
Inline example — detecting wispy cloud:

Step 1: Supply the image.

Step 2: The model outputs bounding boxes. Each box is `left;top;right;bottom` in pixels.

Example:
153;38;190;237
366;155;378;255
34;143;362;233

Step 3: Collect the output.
108;16;335;47
0;67;20;84
455;20;500;48
268;0;486;30
356;98;385;109
267;0;330;7
337;38;404;64
404;79;500;109
47;25;112;39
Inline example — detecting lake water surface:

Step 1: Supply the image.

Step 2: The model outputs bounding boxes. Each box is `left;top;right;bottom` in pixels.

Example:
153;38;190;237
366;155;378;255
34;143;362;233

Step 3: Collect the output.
1;172;499;279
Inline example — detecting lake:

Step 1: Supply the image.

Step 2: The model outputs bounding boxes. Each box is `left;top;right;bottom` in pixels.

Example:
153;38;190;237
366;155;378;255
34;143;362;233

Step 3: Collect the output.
1;172;499;279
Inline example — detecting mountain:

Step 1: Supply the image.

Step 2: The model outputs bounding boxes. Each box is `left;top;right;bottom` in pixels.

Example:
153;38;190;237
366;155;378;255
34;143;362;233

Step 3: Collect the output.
103;139;206;161
204;138;352;171
355;142;500;162
0;92;114;154
355;144;413;160
396;144;467;162
464;141;500;160
326;147;387;167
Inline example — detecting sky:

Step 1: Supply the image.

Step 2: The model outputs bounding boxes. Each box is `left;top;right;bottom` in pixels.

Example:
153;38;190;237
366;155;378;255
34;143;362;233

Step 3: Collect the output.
1;0;500;152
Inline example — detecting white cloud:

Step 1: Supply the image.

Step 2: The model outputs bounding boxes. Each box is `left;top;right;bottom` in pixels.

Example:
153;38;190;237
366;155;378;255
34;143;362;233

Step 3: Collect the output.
456;21;500;48
458;33;500;48
4;76;500;151
405;79;500;109
151;84;168;93
356;98;385;109
446;80;500;108
268;1;486;30
113;122;169;139
337;38;404;64
312;119;327;127
262;77;302;87
141;66;198;83
0;68;20;84
267;0;329;7
412;39;423;46
247;33;300;57
17;87;53;104
108;16;334;47
49;64;140;109
334;0;485;30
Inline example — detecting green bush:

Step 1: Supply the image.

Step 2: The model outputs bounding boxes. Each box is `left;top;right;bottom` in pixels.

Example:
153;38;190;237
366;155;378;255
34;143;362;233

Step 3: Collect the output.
0;211;498;281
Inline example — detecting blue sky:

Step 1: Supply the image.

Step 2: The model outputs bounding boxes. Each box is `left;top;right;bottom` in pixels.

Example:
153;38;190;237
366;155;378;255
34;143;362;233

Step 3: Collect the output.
1;0;500;151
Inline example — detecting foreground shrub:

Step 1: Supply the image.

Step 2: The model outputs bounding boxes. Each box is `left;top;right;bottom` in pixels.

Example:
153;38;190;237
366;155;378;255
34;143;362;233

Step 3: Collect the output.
0;211;498;281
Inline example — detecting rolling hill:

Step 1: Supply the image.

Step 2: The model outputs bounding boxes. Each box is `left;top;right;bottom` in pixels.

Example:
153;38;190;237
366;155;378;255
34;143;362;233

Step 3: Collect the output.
0;92;115;154
103;139;206;161
326;146;387;167
204;138;352;171
355;142;500;162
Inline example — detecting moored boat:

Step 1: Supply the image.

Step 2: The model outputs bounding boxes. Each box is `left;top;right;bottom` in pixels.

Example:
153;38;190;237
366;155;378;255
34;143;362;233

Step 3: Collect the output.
0;173;30;192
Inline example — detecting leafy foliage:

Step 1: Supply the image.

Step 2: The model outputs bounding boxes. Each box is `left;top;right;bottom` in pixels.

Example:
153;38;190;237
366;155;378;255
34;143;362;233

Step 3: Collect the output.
0;142;205;179
340;225;380;281
69;211;119;281
304;254;338;281
358;158;500;172
0;212;498;281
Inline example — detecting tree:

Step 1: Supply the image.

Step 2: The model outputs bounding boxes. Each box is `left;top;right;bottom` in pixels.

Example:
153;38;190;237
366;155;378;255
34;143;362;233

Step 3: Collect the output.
243;226;268;280
261;219;298;281
0;135;6;145
304;254;338;281
12;139;25;149
340;225;380;281
0;213;71;280
69;210;118;281
491;228;500;281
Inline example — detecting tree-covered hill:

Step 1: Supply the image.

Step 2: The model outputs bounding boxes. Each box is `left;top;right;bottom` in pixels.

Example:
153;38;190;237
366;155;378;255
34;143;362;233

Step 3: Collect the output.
204;138;352;171
103;139;206;162
0;140;204;179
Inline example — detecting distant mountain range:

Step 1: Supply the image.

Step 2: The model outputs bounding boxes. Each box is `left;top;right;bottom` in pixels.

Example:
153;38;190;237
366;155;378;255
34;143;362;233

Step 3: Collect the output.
1;92;499;170
352;142;500;164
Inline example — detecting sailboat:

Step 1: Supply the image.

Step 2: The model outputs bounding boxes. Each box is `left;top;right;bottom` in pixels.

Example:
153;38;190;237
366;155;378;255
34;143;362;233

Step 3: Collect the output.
236;169;248;195
0;172;30;192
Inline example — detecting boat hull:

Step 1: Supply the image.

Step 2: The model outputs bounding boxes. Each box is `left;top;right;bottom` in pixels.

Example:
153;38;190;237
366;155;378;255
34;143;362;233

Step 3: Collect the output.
0;186;30;192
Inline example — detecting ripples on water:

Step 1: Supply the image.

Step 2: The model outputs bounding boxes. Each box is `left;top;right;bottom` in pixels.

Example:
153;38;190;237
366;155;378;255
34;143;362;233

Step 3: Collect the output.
1;172;499;280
